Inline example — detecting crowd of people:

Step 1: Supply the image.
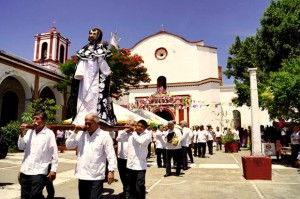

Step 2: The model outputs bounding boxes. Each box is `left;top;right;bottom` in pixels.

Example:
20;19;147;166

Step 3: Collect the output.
18;111;151;199
17;110;300;199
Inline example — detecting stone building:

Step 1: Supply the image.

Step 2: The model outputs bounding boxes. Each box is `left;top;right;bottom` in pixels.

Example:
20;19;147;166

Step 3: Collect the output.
0;26;70;126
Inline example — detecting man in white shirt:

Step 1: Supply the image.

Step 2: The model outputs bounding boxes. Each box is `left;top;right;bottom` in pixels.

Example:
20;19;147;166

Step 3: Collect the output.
197;125;208;158
291;123;300;167
56;129;65;153
193;126;199;157
115;123;134;198
180;120;192;170
18;110;58;199
215;126;223;151
206;125;215;155
187;126;194;163
281;125;288;147
66;112;116;199
232;126;240;151
126;119;151;199
164;121;183;177
155;124;166;168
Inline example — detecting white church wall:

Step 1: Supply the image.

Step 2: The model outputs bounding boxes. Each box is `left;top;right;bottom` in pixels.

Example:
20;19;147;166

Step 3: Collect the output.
187;83;222;127
197;46;219;79
220;85;271;130
128;88;157;103
131;33;218;84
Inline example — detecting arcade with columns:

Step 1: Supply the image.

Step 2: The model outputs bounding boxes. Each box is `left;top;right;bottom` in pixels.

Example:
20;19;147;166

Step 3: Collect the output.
0;26;70;126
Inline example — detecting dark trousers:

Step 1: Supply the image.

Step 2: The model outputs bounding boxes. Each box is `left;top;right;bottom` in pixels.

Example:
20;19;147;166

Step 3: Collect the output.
147;142;151;158
128;169;146;199
117;158;129;197
156;148;166;167
291;144;300;166
78;179;104;199
216;137;222;150
165;148;182;175
45;164;54;199
207;140;213;155
20;173;48;199
281;135;287;147
45;181;54;199
198;142;206;158
187;144;194;163
182;146;188;168
193;142;198;156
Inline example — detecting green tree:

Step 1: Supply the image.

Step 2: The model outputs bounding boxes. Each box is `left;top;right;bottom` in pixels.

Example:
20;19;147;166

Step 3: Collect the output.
262;58;300;122
54;44;150;98
21;98;61;124
2;121;20;151
224;0;300;120
109;47;150;97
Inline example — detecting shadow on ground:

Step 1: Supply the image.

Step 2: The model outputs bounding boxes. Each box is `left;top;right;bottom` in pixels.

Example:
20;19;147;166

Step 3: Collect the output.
0;182;13;186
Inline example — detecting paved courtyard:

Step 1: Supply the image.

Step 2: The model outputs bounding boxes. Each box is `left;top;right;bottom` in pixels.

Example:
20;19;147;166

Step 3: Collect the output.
0;148;299;199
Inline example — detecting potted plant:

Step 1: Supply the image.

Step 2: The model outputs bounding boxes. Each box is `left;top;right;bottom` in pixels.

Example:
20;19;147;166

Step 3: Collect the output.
222;132;239;153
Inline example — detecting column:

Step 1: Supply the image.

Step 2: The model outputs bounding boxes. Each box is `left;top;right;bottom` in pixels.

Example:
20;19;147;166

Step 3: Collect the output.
175;107;179;124
248;68;262;156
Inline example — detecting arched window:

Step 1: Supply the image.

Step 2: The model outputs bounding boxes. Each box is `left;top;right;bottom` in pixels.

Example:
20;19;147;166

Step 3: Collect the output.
232;110;241;128
154;109;173;121
59;45;65;63
40;87;56;102
41;42;48;60
157;76;167;93
1;91;18;125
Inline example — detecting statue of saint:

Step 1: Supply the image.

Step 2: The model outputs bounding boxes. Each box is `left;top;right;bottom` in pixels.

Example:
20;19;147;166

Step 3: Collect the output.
70;28;117;126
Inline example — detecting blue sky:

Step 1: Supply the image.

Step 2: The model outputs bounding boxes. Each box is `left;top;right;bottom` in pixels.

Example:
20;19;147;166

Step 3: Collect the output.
0;0;270;85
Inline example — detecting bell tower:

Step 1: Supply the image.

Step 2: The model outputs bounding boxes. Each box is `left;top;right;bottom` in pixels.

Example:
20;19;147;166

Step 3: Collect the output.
33;24;71;69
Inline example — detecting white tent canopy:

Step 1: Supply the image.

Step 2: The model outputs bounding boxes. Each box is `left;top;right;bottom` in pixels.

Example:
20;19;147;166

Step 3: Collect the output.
114;104;150;125
132;109;168;125
132;109;182;130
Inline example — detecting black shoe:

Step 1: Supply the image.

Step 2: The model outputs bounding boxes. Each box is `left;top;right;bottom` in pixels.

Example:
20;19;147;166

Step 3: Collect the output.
183;167;188;170
175;173;180;176
164;174;171;177
118;192;125;198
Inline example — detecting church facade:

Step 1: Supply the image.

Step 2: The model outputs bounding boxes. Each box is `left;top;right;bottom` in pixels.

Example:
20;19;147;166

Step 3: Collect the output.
117;30;271;129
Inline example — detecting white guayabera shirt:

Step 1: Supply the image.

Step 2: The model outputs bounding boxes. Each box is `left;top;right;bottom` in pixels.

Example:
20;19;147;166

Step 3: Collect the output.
127;131;151;170
18;127;58;175
66;128;116;180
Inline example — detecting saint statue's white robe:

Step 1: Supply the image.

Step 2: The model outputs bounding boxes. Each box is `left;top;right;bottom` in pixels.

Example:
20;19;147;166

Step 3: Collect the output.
72;56;111;125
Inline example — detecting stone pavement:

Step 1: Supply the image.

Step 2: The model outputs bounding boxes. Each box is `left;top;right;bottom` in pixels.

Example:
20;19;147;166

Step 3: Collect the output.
0;148;299;199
